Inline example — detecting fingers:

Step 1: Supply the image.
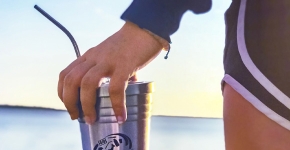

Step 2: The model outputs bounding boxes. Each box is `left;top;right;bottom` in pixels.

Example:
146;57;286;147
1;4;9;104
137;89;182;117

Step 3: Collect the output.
59;58;132;125
109;74;129;124
58;57;85;100
62;61;95;120
80;65;108;124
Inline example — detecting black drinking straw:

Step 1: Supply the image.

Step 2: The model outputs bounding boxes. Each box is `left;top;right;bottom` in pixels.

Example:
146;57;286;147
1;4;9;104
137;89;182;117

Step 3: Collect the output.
34;5;81;58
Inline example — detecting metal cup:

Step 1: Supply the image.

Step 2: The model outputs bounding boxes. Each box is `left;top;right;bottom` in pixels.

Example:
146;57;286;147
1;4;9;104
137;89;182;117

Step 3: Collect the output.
78;81;154;150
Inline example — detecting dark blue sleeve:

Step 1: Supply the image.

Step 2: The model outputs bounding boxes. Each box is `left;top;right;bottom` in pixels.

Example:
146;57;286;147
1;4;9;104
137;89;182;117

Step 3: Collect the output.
121;0;212;43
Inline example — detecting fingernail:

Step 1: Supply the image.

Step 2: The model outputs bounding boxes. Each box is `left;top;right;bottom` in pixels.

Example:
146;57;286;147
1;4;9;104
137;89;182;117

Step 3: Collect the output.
117;116;124;124
85;116;94;125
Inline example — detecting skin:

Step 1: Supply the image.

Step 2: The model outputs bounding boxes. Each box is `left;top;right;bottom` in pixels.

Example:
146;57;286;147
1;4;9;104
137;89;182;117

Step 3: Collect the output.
57;21;163;124
58;19;290;150
223;83;290;150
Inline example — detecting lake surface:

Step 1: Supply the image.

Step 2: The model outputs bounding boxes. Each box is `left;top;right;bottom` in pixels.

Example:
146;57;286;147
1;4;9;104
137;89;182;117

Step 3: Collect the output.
0;106;225;150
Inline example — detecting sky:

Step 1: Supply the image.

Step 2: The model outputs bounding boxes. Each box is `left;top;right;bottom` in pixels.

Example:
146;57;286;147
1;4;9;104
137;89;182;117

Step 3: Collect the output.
0;0;231;118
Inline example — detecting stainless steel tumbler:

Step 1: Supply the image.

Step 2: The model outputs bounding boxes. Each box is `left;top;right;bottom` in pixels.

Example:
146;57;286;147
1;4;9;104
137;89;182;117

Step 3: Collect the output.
78;81;154;150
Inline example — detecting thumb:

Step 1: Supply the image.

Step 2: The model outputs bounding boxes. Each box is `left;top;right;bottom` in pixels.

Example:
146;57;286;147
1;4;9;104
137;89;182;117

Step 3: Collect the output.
109;76;128;124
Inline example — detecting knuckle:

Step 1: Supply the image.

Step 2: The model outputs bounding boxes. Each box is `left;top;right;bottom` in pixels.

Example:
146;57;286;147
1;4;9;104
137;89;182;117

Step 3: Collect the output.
81;76;94;88
81;78;91;88
57;92;63;100
63;74;77;87
83;47;96;56
59;70;67;80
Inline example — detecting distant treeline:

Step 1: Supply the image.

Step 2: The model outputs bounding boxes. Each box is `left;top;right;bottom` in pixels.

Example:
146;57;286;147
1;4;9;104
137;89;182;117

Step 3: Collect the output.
0;105;65;111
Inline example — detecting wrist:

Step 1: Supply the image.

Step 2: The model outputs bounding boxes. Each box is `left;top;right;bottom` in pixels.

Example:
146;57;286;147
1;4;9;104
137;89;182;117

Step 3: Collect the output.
142;29;170;51
122;21;169;51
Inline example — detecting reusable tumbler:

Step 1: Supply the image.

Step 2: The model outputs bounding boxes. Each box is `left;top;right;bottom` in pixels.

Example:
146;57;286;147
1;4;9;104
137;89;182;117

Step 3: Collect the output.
33;6;154;149
78;81;154;150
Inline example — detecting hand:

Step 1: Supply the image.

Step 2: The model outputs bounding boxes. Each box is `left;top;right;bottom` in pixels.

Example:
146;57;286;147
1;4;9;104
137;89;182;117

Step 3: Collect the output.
57;22;163;124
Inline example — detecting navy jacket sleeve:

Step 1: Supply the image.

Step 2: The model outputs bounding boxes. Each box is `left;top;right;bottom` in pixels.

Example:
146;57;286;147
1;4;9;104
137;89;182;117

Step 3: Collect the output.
121;0;212;43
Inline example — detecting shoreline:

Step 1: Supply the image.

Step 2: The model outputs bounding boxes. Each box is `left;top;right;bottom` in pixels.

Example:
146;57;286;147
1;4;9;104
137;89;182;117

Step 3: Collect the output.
0;104;65;111
0;105;221;119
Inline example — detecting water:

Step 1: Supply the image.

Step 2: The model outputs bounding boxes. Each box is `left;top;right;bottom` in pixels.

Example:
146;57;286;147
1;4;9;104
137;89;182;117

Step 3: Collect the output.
0;106;225;150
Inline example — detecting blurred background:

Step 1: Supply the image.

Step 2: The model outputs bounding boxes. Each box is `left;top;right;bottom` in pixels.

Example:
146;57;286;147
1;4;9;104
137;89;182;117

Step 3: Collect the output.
0;0;231;149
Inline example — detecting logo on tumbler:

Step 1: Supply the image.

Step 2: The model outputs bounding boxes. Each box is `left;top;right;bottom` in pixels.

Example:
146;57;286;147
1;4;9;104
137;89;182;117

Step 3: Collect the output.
93;133;132;150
